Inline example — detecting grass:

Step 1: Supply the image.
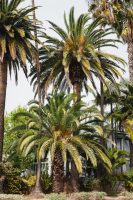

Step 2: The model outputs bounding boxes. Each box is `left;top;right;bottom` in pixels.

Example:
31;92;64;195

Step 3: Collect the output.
0;192;106;200
1;192;133;200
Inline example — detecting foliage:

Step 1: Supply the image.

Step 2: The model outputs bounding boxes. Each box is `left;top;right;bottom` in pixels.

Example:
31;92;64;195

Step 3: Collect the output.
16;92;112;174
111;81;133;140
89;0;133;42
3;176;29;194
45;192;106;200
4;106;35;171
82;177;101;192
46;193;66;200
25;175;36;189
108;148;129;170
41;170;52;193
67;192;106;200
100;173;123;195
123;169;133;192
0;0;38;79
98;148;129;195
0;162;20;176
119;192;133;200
30;7;125;97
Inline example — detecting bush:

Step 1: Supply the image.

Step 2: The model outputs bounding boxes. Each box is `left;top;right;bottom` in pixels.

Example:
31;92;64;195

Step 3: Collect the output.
25;175;36;189
100;173;123;195
68;192;106;200
123;169;133;192
41;170;52;193
82;178;101;191
118;192;133;200
3;176;29;194
0;162;20;176
46;193;66;200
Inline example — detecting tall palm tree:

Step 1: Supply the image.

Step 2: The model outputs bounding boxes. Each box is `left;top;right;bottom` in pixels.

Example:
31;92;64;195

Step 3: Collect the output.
30;7;125;101
89;0;133;80
15;92;112;193
31;0;42;195
29;7;125;191
0;0;38;161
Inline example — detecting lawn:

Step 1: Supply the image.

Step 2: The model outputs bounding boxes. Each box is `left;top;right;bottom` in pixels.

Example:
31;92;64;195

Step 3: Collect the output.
0;192;133;200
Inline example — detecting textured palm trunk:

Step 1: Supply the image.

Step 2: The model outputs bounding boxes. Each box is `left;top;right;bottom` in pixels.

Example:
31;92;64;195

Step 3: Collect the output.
0;60;7;162
32;159;42;195
73;82;81;101
128;42;133;168
52;148;64;193
69;82;81;192
100;81;106;146
70;161;79;192
31;0;43;195
128;42;133;82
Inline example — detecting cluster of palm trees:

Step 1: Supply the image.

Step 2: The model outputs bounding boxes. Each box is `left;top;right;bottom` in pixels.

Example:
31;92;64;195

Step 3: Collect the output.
0;0;133;195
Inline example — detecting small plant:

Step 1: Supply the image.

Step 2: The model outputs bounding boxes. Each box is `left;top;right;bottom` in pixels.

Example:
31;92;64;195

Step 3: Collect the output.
123;169;133;192
83;178;101;191
67;192;106;200
118;191;133;200
46;193;66;200
23;175;36;191
41;169;52;193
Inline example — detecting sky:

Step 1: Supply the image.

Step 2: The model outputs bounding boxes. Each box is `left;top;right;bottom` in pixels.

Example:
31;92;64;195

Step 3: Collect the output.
5;0;128;113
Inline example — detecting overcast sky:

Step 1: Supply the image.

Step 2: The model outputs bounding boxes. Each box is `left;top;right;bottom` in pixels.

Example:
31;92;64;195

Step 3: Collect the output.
5;0;128;113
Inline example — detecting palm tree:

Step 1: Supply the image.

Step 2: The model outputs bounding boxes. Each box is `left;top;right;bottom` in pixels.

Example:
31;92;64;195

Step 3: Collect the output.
15;92;112;193
29;7;125;191
89;0;133;80
110;81;133;166
0;0;38;161
30;7;125;101
31;0;42;195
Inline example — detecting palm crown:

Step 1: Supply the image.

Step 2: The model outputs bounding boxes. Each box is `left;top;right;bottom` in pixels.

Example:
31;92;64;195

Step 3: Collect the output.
0;0;38;78
30;7;125;97
89;0;133;42
15;92;112;174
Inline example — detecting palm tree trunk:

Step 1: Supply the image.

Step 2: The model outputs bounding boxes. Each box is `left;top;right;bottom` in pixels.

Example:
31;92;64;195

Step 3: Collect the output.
31;0;42;195
52;148;64;193
70;82;81;192
100;81;105;146
70;161;79;192
73;82;81;101
128;41;133;82
32;159;42;194
128;42;133;168
0;60;7;162
31;0;41;104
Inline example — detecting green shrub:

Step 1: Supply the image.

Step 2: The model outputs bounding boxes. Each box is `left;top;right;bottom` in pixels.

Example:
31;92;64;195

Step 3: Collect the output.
118;192;133;200
123;169;133;192
46;193;66;200
3;176;29;194
67;192;106;200
100;173;123;195
83;178;101;191
41;170;52;193
0;162;20;176
25;175;36;188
